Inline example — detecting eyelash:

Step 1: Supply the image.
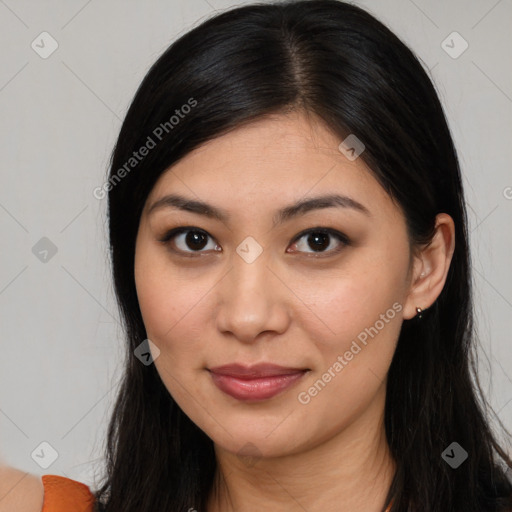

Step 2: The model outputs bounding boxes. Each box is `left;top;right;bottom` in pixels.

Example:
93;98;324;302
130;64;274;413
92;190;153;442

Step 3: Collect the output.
158;226;350;258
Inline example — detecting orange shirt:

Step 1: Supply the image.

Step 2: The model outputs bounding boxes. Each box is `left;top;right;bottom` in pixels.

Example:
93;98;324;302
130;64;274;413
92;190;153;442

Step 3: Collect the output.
41;475;94;512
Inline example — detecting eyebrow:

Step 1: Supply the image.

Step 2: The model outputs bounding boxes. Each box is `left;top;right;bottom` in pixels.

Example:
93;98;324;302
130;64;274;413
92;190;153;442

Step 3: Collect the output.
147;192;372;226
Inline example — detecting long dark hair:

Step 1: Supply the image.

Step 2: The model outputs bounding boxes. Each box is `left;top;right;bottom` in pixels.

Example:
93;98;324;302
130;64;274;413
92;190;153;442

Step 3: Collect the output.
94;1;512;510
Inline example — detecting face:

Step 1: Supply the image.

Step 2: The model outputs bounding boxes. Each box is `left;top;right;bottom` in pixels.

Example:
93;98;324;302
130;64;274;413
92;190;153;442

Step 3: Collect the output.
134;111;415;459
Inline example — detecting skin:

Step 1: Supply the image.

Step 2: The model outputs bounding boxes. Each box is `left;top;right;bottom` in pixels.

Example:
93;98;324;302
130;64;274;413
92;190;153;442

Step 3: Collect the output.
134;110;455;512
0;466;44;512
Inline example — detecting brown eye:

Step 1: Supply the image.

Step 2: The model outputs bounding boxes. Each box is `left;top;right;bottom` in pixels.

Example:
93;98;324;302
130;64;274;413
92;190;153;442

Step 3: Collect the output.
287;228;349;256
181;230;209;251
159;227;220;256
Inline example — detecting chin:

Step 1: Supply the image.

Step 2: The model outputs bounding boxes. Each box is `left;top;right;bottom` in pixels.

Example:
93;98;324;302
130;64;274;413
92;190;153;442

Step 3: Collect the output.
209;424;307;461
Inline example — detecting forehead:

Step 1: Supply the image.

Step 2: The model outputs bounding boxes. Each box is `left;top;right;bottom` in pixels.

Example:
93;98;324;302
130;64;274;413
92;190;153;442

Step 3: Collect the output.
144;112;394;221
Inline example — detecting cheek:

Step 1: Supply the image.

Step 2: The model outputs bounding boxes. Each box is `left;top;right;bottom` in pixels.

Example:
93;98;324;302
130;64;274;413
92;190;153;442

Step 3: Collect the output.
291;240;409;374
294;266;404;348
134;249;213;364
293;270;404;426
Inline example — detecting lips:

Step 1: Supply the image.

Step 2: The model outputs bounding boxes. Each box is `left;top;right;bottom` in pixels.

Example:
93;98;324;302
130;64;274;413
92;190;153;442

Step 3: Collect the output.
209;363;308;378
208;363;309;401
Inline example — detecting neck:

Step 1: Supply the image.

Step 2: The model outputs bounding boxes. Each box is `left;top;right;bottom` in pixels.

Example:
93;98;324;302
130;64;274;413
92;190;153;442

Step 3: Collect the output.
207;383;395;512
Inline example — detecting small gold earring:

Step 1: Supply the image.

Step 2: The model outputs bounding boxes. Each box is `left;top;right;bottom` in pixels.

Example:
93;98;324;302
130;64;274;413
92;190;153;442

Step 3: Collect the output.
416;307;423;319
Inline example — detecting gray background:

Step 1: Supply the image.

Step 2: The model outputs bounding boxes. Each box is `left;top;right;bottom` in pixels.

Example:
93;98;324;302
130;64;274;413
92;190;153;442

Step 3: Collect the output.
0;0;511;489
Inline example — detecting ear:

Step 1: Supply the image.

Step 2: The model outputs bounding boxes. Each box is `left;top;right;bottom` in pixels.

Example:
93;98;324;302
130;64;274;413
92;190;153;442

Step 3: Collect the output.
402;213;456;320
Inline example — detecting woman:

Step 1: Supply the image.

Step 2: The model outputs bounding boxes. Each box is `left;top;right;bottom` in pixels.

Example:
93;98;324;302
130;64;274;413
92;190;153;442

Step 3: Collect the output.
4;0;511;511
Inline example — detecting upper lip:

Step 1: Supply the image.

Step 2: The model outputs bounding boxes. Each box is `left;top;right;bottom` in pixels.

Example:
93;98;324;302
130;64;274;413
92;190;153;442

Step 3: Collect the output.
208;363;309;378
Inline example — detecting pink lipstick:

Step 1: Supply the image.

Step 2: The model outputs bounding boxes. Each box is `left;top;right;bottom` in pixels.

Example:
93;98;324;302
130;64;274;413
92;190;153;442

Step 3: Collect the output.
208;363;309;402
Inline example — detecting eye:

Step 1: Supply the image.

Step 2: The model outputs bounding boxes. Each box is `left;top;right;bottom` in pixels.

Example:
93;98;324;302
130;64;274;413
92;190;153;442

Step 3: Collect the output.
158;226;350;257
158;227;220;257
287;228;350;257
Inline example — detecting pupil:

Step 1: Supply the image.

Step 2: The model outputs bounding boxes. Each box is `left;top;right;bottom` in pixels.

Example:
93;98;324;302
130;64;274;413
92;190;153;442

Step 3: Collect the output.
309;232;329;251
187;231;207;250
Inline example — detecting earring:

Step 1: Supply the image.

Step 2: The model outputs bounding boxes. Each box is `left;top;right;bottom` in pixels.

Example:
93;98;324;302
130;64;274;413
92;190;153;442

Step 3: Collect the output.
415;307;423;319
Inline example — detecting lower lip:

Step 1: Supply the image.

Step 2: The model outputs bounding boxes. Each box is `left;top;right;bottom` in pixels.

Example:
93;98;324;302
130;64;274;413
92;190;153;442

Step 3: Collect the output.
209;371;307;402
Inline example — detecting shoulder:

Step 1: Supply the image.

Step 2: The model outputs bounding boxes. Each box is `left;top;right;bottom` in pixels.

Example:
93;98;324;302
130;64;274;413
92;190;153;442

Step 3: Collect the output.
0;466;44;512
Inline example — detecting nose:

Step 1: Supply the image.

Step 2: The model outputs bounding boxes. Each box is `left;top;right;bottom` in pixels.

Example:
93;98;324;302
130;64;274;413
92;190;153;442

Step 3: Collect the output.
215;249;291;344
